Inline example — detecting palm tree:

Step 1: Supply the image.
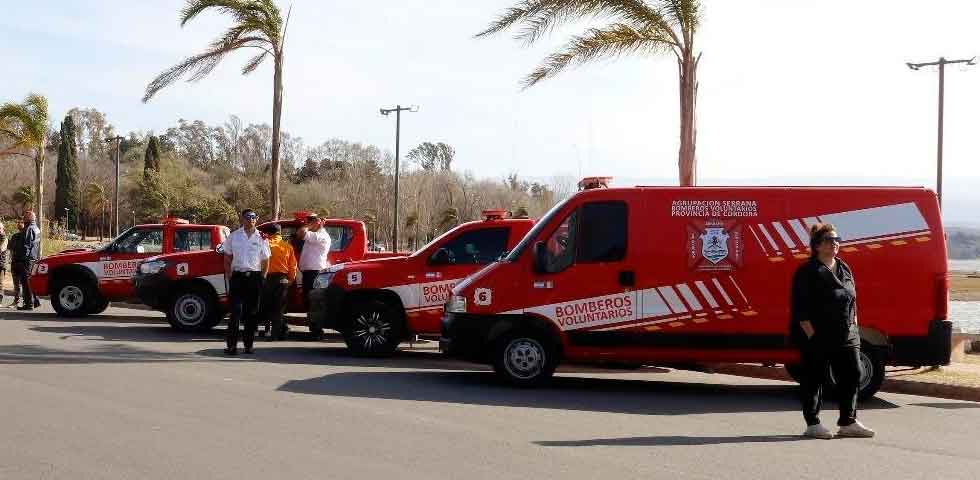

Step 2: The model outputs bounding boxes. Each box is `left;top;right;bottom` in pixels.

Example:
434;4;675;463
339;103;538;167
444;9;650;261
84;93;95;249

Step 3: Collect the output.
478;0;702;186
11;185;34;216
1;93;50;228
84;182;109;241
142;0;291;219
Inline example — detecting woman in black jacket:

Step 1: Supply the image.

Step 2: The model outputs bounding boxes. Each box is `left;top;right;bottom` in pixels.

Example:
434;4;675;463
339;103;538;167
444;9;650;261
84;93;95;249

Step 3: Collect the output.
791;223;875;439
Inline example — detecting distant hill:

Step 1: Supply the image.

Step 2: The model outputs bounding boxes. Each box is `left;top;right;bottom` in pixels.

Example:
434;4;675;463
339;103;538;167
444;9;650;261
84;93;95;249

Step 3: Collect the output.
948;227;980;260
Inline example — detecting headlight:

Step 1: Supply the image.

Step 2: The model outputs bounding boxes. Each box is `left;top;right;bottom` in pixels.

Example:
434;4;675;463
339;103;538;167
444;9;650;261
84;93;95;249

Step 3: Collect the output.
313;272;336;289
138;260;167;275
446;295;467;313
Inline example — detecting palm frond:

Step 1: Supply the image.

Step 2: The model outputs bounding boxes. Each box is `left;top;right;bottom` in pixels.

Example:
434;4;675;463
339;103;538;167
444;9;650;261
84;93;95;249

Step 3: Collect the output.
241;51;269;74
665;0;700;32
479;0;683;48
521;23;674;88
180;0;245;27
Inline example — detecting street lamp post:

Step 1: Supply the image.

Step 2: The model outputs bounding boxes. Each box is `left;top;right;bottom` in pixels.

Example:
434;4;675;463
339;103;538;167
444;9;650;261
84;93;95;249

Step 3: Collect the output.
64;208;70;238
105;136;124;236
379;104;419;252
906;57;975;208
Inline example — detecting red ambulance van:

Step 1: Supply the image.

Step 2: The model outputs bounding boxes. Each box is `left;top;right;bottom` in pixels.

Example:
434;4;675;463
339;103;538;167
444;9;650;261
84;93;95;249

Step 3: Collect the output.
29;218;228;317
308;210;534;355
442;178;951;399
133;213;403;332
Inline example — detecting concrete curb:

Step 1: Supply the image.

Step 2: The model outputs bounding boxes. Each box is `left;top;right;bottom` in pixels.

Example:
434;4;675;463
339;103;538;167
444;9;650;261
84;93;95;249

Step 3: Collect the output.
710;363;980;403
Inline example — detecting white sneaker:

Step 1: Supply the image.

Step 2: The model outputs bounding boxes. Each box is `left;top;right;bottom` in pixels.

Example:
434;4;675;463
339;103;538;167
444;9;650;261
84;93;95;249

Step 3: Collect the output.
804;423;834;439
837;421;875;438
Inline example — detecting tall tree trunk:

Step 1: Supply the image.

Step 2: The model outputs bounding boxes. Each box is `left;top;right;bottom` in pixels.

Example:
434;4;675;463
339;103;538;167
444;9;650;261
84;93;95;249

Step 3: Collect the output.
269;55;284;220
34;149;45;253
677;51;698;187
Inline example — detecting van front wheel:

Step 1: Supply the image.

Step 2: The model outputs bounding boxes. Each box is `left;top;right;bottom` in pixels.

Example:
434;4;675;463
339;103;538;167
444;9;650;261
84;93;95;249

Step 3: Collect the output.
492;331;558;387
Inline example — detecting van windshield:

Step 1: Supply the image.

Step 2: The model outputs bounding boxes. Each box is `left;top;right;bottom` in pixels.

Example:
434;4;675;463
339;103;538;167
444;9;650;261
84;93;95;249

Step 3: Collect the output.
504;196;572;262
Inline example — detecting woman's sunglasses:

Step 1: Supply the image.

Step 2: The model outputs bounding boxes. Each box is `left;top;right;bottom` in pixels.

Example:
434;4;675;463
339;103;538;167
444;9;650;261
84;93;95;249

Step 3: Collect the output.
820;235;842;244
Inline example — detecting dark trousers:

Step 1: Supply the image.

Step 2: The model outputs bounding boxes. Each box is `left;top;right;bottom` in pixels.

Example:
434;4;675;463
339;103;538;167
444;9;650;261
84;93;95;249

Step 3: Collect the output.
261;273;290;338
301;270;319;309
227;272;264;350
13;262;34;308
800;344;861;426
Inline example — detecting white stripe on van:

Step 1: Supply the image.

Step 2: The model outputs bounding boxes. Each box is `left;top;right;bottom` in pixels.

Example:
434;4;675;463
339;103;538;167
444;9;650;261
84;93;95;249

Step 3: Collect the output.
757;224;780;252
639;288;672;318
748;225;769;254
675;283;703;311
694;280;720;309
819;202;928;242
711;278;734;306
657;286;688;314
729;276;750;304
790;219;811;247
772;222;797;249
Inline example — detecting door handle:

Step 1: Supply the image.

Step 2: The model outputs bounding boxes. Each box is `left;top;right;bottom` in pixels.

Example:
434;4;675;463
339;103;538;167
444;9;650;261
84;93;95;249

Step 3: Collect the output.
618;270;635;287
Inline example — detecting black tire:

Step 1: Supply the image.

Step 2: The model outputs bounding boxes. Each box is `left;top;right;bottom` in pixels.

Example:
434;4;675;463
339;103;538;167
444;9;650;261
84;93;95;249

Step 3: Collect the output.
166;287;220;332
784;363;805;384
340;299;403;356
51;278;97;317
85;296;110;315
827;343;886;401
491;330;560;387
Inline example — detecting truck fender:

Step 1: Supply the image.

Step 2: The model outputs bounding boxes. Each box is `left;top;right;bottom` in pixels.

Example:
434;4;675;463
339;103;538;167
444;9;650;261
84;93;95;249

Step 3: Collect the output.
486;313;564;354
50;264;99;287
859;326;889;347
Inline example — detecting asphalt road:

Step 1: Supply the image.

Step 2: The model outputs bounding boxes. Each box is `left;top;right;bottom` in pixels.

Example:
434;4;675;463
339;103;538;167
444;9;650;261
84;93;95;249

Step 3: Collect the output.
1;303;978;480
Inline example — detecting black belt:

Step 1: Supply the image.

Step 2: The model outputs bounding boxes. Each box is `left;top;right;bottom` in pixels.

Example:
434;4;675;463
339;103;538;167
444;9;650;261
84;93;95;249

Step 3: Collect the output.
232;271;262;277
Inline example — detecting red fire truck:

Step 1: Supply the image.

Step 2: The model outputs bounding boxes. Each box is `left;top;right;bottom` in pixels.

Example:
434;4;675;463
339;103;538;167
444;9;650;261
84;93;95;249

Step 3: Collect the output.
29;218;228;317
133;212;403;333
442;178;951;399
308;210;535;355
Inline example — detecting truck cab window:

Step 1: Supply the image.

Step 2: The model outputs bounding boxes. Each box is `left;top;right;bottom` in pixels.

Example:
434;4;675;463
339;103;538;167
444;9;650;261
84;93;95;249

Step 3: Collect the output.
326;226;354;252
543;211;578;273
174;230;213;252
114;228;164;254
577;201;628;263
431;228;510;265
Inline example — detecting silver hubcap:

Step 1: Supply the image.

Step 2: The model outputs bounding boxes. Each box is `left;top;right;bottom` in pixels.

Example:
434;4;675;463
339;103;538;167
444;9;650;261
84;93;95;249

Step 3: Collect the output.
829;351;875;392
174;294;205;326
352;311;391;350
858;351;874;391
504;338;545;380
59;286;84;311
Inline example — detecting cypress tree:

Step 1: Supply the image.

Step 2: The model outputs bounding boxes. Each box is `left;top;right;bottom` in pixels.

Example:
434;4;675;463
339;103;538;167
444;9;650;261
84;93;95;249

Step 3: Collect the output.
144;135;161;179
54;115;79;226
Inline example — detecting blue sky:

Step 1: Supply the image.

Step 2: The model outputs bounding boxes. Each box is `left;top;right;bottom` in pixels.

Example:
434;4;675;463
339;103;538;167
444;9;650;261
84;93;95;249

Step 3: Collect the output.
2;1;979;223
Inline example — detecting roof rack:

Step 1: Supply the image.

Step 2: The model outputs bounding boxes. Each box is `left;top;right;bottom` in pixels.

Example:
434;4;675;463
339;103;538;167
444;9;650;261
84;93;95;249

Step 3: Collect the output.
482;209;508;221
161;217;189;225
578;176;613;191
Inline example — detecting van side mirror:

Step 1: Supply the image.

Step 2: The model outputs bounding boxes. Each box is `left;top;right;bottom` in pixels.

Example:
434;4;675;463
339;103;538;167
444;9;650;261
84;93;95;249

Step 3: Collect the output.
533;241;548;273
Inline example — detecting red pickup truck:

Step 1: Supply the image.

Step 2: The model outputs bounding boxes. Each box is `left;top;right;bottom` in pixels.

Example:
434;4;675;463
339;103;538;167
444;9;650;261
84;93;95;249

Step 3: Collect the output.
29;218;228;317
133;212;403;333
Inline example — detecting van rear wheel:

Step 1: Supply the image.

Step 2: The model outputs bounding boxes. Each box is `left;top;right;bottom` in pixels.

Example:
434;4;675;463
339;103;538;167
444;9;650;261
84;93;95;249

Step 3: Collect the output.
492;330;559;387
828;344;886;401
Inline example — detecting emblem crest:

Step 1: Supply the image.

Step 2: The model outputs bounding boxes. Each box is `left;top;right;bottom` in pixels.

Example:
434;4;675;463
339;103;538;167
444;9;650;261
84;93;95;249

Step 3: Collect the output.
687;219;743;272
700;227;730;264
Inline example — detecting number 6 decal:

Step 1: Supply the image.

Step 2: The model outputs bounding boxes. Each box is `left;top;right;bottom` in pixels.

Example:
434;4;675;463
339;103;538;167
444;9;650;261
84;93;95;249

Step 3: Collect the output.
474;288;492;306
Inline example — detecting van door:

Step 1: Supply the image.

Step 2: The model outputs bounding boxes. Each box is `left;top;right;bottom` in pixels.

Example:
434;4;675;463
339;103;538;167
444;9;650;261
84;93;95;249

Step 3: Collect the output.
526;201;636;342
415;227;512;333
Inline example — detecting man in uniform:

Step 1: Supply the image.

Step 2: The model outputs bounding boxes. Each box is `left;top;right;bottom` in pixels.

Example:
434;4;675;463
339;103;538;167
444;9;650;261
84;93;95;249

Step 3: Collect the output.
296;215;331;339
260;223;297;340
223;209;270;355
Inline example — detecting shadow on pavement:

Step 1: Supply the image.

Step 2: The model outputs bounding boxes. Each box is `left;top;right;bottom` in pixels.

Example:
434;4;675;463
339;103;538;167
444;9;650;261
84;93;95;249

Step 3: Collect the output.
535;434;807;447
31;325;225;343
909;402;980;409
196;345;489;371
2;310;166;325
0;343;228;364
277;370;899;416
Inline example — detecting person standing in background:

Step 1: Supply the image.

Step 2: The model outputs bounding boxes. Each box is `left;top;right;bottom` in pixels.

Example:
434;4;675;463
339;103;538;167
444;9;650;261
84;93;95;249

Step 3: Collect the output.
296;215;331;340
0;222;8;305
16;212;41;310
260;223;297;340
7;220;24;308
